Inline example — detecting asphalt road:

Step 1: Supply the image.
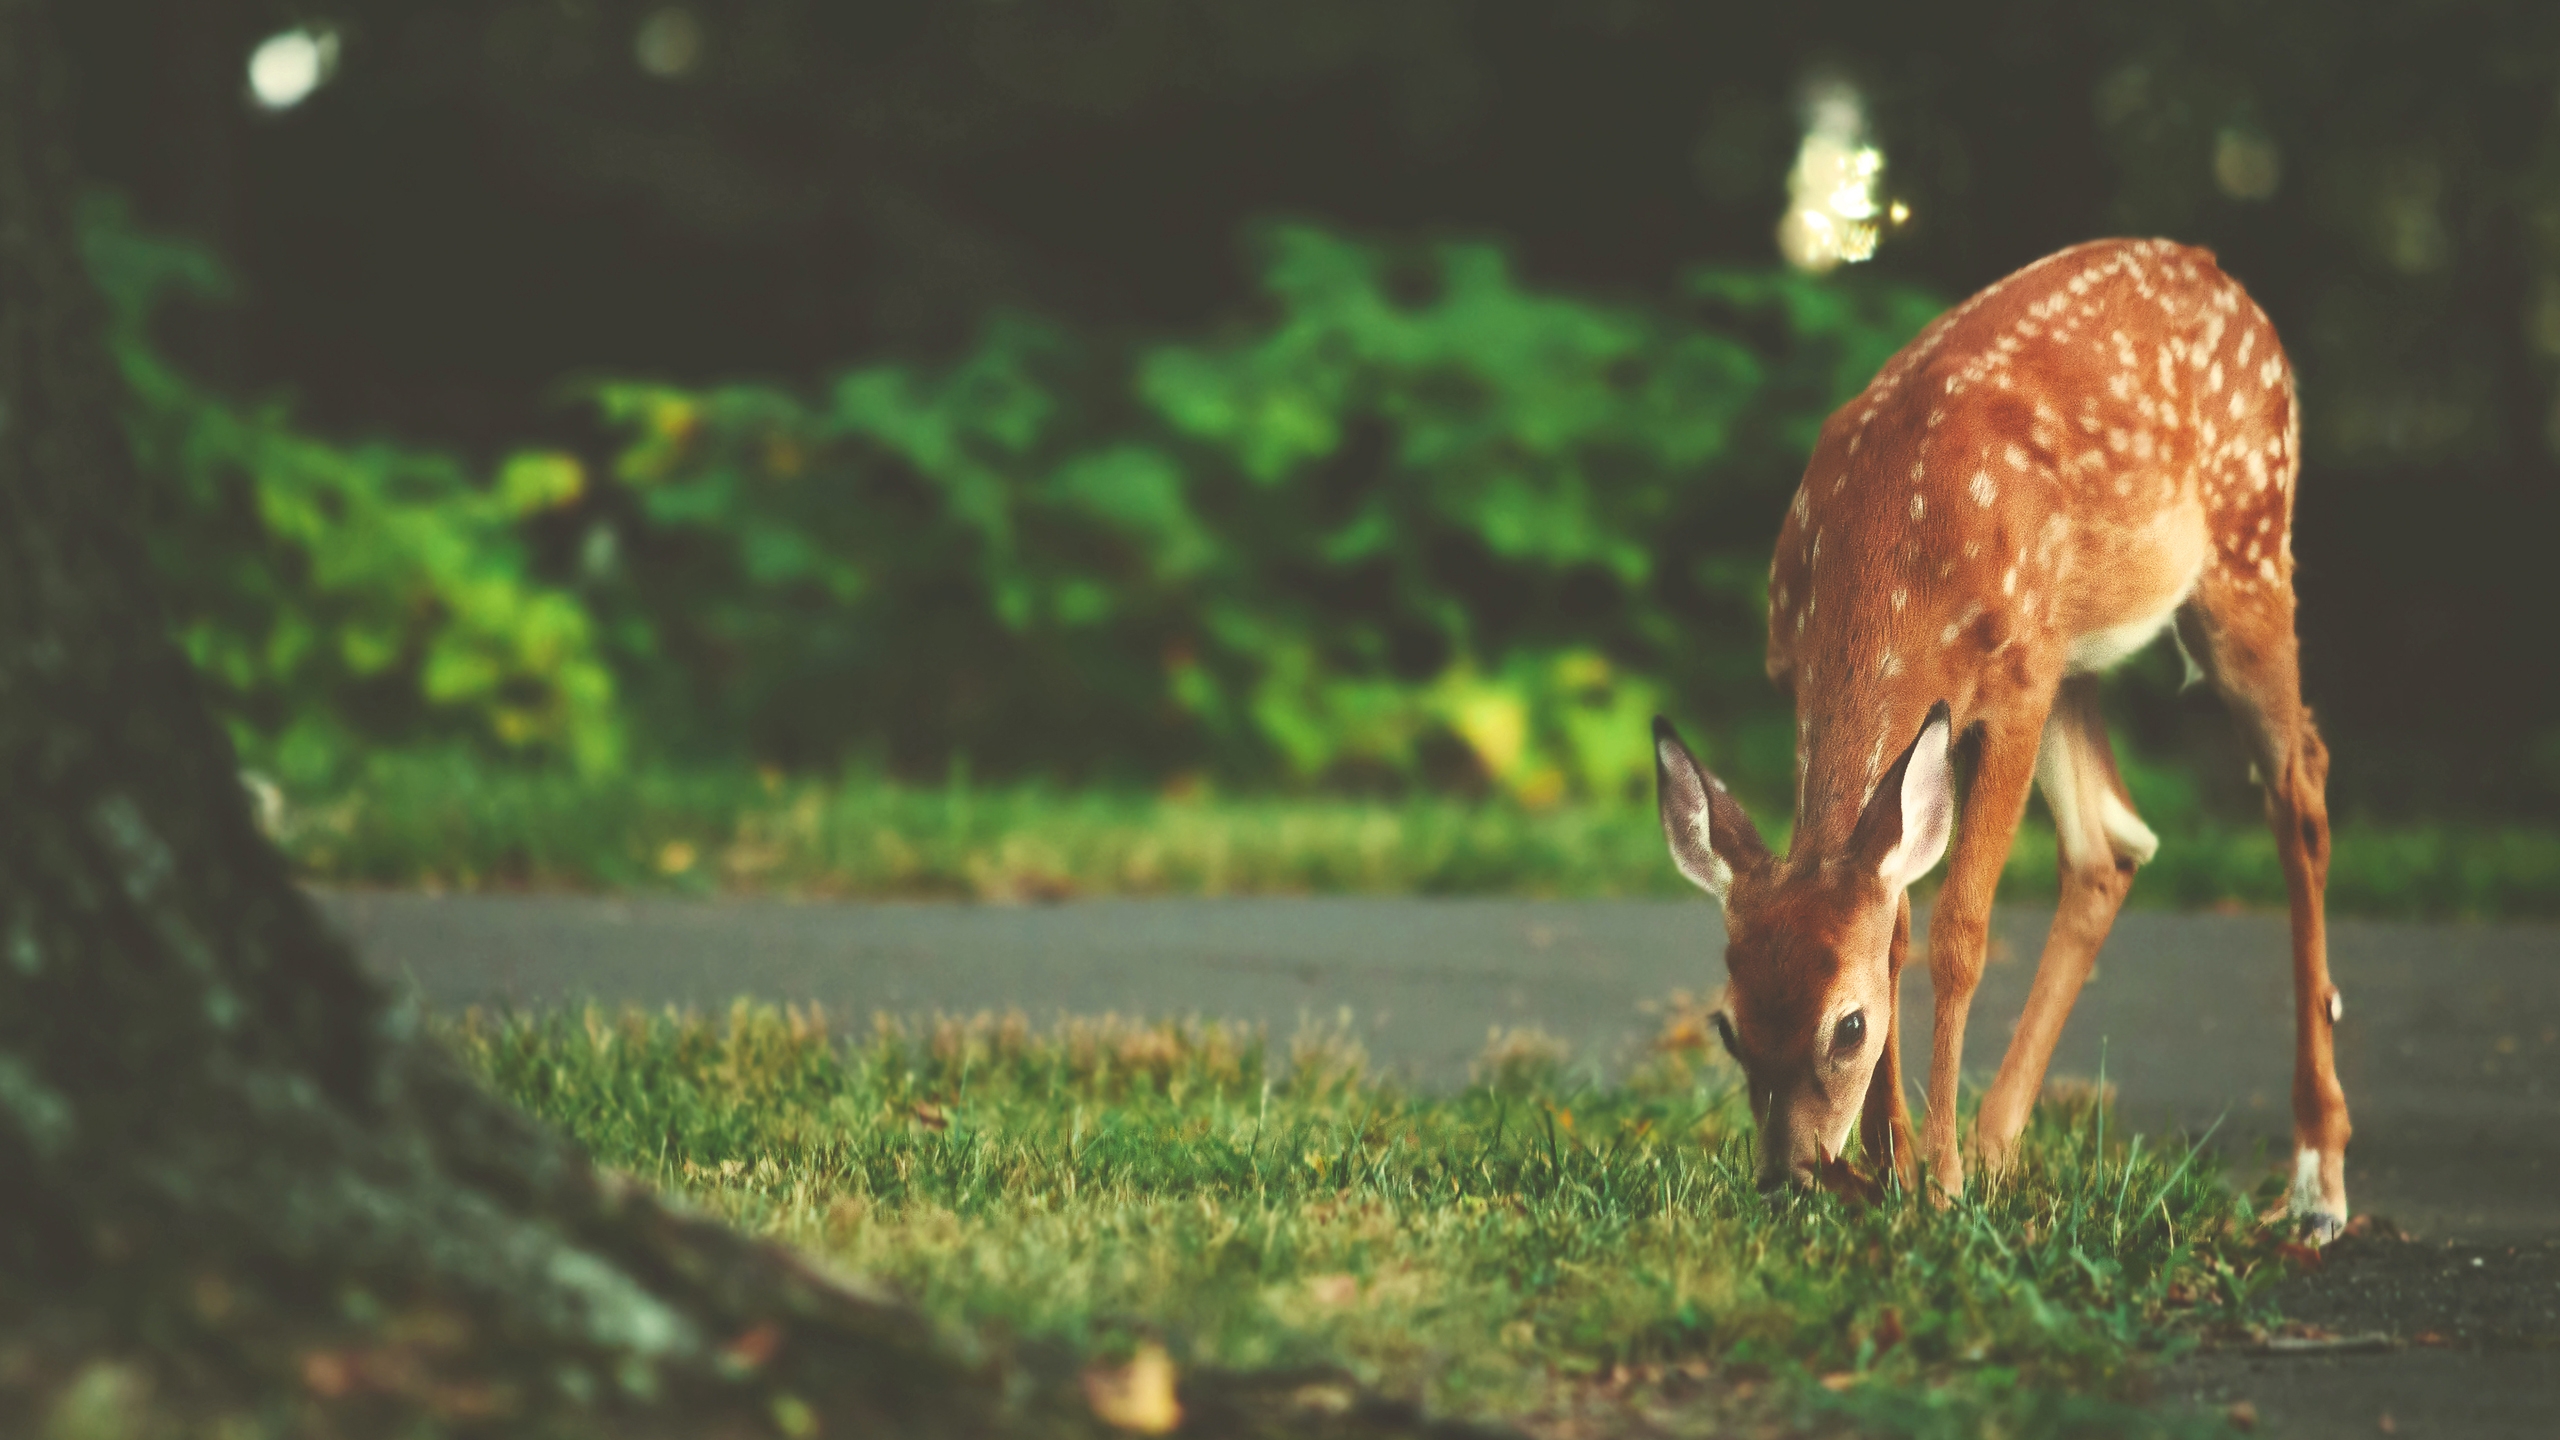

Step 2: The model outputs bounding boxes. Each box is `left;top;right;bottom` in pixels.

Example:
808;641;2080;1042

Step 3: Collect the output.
324;890;2559;1241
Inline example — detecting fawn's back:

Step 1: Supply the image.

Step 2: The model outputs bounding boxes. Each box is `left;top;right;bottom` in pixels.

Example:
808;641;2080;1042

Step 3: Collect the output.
1762;238;2296;849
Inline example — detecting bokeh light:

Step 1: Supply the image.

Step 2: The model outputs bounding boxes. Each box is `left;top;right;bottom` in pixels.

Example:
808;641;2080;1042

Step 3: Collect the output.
2213;127;2282;201
247;28;340;113
636;7;706;79
1778;77;1900;272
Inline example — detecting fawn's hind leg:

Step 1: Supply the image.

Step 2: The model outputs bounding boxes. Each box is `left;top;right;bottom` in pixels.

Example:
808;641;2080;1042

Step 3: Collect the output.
1971;676;2148;1174
2177;580;2351;1240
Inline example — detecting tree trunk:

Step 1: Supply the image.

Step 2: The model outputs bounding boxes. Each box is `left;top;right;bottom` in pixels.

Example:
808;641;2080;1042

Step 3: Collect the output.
0;0;1042;1429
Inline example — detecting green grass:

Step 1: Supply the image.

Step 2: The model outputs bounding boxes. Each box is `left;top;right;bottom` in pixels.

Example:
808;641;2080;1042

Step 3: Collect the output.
447;1001;2301;1437
278;753;2560;918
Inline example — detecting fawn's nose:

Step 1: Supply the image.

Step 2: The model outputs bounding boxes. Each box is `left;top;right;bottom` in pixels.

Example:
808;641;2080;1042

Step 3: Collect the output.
1756;1161;1816;1195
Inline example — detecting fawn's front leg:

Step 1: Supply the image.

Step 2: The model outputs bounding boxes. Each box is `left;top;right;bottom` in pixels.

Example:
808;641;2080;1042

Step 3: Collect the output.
1860;892;1918;1188
1920;707;2045;1199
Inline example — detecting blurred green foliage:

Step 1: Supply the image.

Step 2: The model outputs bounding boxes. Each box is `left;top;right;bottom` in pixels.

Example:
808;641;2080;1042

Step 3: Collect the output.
591;225;1939;804
85;196;625;778
93;199;2560;913
264;751;2560;919
89;196;1944;800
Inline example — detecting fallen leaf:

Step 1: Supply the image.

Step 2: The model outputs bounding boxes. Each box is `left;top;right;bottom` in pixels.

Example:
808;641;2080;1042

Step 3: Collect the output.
2274;1241;2324;1272
2343;1214;2406;1241
1308;1273;1359;1308
301;1351;352;1398
722;1322;783;1373
1290;1382;1355;1416
1812;1150;1885;1207
1818;1372;1858;1392
910;1102;949;1131
2226;1399;2259;1431
2378;1412;2396;1434
1870;1307;1905;1352
1084;1342;1181;1435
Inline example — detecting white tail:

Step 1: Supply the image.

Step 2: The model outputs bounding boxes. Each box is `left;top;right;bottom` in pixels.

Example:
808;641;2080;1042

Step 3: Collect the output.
1656;238;2349;1238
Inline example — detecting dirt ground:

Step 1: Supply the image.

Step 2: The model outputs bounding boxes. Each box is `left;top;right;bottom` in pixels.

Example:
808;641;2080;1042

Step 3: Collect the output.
2167;1227;2560;1438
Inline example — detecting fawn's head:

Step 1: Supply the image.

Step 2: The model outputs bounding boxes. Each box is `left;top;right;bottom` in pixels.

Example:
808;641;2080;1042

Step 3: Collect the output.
1652;705;1954;1193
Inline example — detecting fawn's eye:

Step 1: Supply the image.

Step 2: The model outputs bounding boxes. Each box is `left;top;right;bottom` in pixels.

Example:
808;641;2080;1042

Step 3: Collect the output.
1835;1011;1866;1052
1710;1012;1739;1059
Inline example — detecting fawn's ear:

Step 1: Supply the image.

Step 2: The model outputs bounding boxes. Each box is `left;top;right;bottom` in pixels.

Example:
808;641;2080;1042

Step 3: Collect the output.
1653;716;1769;902
1857;702;1956;894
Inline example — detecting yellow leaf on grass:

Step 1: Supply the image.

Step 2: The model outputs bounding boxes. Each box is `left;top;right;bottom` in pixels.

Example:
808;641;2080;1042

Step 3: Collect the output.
1307;1273;1359;1308
1083;1342;1181;1434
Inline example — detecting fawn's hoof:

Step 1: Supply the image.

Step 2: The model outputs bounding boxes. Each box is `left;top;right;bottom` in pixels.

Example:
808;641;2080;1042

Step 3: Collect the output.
2287;1148;2349;1246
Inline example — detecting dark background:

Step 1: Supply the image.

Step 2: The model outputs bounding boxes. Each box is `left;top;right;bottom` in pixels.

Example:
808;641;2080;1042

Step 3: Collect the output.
59;0;2560;819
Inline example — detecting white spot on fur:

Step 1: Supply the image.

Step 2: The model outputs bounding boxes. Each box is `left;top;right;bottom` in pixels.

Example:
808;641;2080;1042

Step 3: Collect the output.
1911;493;1926;520
1970;470;1997;507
